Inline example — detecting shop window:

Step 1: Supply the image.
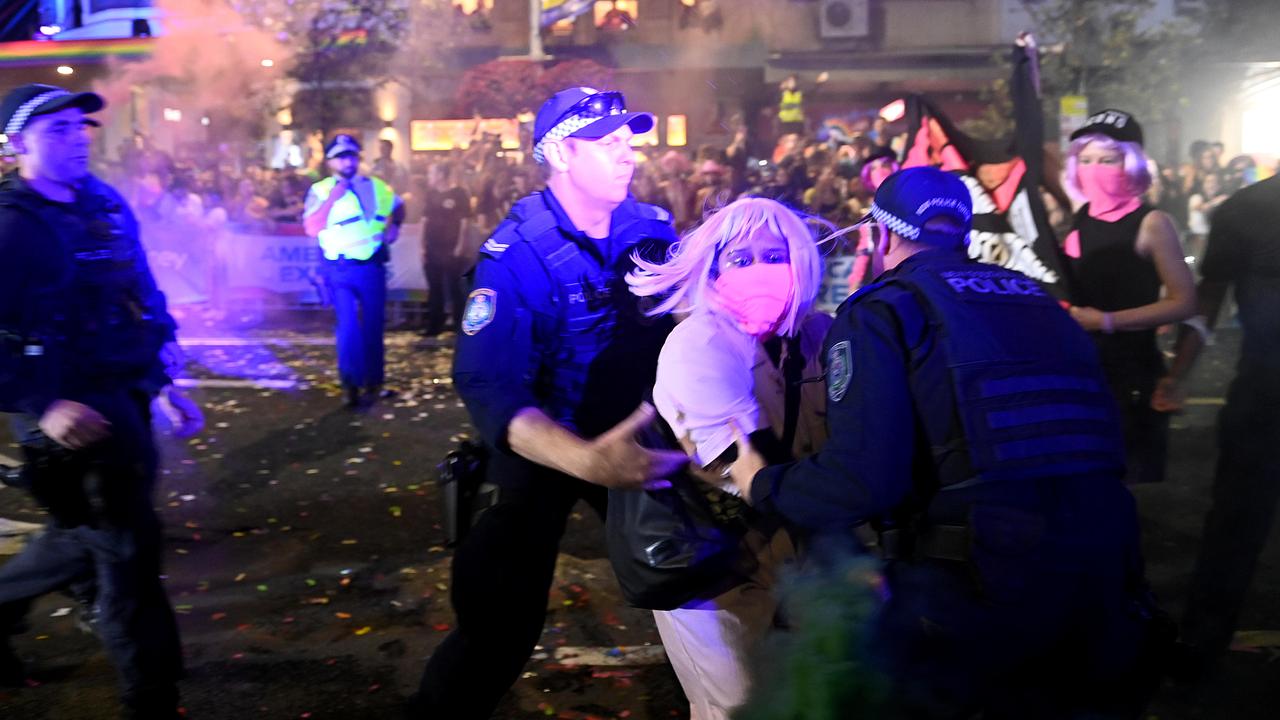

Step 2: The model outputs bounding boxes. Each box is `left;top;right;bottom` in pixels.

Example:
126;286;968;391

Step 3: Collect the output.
596;1;638;31
666;115;687;147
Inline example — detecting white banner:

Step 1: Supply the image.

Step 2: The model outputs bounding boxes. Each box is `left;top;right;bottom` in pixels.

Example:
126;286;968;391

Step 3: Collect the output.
221;223;427;298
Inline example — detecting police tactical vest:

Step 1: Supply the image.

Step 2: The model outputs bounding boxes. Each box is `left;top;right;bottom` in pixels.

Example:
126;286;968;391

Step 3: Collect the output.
496;193;673;433
312;175;396;261
779;89;805;124
0;175;171;389
867;254;1125;487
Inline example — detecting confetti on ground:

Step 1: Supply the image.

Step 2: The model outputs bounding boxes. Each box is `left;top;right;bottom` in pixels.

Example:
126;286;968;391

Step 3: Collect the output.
552;646;668;667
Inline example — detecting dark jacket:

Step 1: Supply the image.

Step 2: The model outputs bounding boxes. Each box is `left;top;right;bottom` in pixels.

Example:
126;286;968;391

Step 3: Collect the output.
0;172;176;416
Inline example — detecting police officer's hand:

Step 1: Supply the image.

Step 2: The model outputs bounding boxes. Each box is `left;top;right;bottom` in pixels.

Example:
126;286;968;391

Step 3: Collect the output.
38;400;111;450
155;385;205;439
384;223;401;246
581;403;688;490
328;178;352;200
160;341;186;379
727;425;766;502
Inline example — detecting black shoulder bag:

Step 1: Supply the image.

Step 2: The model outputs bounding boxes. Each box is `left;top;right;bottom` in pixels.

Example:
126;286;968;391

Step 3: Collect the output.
605;410;749;611
606;337;806;610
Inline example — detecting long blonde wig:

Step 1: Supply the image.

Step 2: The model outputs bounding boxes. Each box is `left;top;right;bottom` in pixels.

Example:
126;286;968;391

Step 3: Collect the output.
627;197;827;338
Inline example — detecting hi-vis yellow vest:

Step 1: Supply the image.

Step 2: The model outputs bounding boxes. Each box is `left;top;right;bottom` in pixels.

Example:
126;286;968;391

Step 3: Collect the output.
312;175;396;261
779;89;805;124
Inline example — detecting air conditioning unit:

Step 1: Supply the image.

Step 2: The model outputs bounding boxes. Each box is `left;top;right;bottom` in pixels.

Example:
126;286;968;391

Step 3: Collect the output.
819;0;870;40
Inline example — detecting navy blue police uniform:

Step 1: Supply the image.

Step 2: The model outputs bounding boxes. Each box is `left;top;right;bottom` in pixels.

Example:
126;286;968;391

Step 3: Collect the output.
305;135;403;404
748;169;1153;717
409;187;676;718
0;171;184;716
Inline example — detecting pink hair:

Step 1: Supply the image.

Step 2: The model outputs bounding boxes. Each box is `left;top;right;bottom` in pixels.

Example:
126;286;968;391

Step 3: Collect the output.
626;197;824;338
1064;133;1152;197
860;157;900;190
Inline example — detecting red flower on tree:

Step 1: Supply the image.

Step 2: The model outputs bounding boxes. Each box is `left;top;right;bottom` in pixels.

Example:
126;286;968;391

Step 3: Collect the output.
453;59;615;118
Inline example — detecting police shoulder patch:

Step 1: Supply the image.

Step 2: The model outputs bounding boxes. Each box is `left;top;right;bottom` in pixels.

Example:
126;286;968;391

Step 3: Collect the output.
461;288;497;335
827;340;852;403
480;236;511;256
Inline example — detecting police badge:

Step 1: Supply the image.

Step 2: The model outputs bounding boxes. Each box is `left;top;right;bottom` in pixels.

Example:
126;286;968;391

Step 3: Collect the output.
461;288;497;335
827;341;852;402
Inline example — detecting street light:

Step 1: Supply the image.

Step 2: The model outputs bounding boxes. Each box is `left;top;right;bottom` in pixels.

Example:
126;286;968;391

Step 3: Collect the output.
56;66;74;76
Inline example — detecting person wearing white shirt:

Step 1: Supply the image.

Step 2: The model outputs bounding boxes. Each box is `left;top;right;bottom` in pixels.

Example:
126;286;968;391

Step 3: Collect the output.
627;197;833;719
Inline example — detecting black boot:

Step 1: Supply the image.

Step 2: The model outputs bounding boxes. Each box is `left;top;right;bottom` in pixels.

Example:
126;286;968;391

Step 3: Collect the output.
0;638;23;688
344;384;361;408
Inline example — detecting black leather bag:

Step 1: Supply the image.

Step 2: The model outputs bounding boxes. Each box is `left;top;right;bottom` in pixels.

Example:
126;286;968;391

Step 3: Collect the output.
605;413;751;611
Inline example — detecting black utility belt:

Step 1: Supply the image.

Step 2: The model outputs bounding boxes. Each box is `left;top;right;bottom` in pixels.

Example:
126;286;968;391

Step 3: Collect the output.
1;331;47;358
876;525;970;563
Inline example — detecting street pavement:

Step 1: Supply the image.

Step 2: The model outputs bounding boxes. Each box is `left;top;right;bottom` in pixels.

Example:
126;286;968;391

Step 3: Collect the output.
1;308;1276;719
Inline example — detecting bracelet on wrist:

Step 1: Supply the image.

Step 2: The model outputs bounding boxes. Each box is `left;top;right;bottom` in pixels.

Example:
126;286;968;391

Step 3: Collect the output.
1101;312;1115;334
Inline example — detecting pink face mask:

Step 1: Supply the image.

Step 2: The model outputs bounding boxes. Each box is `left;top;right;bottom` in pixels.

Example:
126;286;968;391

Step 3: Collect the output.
713;263;794;336
1077;163;1135;214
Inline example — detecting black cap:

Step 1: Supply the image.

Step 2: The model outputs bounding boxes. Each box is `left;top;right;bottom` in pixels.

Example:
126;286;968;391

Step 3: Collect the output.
1070;109;1143;146
1;83;104;139
325;134;361;158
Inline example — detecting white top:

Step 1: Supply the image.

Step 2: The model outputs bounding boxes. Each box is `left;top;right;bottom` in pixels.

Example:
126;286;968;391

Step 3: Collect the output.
653;309;832;468
1187;193;1211;235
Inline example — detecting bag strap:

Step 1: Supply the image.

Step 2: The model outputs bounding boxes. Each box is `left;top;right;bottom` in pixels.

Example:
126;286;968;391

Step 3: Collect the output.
779;334;805;454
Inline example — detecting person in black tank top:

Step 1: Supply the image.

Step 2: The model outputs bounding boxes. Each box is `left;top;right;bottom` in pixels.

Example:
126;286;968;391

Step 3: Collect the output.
1061;110;1196;484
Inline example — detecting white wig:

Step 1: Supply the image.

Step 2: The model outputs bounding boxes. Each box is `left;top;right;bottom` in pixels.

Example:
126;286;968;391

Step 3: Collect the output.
627;197;826;338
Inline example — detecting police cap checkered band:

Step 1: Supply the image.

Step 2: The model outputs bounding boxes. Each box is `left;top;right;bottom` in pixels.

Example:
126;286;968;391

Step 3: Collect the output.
533;114;611;164
4;90;70;138
531;88;652;164
869;167;972;243
869;201;921;240
1;84;104;152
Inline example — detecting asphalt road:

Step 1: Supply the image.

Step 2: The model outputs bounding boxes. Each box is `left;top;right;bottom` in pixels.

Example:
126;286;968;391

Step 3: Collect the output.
1;309;1276;719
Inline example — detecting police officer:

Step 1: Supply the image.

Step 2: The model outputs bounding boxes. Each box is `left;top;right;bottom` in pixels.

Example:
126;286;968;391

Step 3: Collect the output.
303;134;405;407
728;167;1153;716
0;83;203;717
777;71;828;137
407;87;688;719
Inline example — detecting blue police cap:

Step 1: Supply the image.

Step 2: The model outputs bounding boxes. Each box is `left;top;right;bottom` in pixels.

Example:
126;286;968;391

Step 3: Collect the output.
325;134;362;159
869;167;973;247
2;83;104;141
532;87;654;164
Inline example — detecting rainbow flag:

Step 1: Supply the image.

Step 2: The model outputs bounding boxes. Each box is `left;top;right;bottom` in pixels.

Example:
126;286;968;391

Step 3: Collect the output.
542;0;594;27
0;37;154;68
333;28;368;46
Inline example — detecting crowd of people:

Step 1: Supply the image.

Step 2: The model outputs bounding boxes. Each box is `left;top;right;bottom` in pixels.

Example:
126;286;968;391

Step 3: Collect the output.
3;72;1279;720
94;119;1276;318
